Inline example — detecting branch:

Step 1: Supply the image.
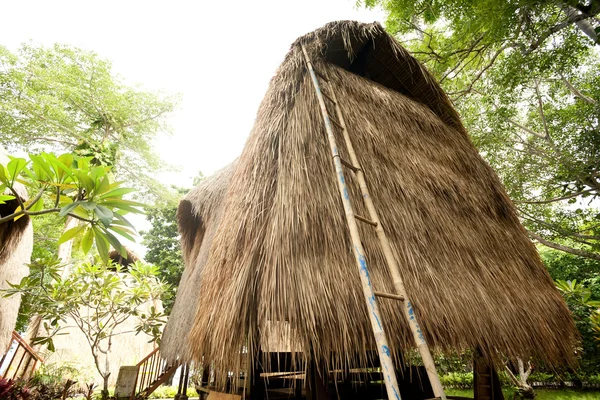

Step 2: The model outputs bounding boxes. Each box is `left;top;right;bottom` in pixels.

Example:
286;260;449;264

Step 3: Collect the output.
534;80;551;142
27;137;78;147
507;118;547;139
528;231;600;260
528;11;599;52
561;76;597;104
449;44;508;100
514;189;595;204
0;207;95;224
562;5;600;45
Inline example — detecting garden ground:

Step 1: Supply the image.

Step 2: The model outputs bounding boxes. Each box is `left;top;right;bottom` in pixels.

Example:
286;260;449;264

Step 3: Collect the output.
447;388;600;399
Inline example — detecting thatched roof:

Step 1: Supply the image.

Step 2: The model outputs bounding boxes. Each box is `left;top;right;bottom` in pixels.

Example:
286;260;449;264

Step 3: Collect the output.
164;21;576;380
160;162;236;362
108;247;142;268
0;148;33;352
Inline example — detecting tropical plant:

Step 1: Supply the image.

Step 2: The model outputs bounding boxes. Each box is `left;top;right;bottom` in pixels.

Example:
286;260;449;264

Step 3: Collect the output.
0;152;143;263
4;258;168;399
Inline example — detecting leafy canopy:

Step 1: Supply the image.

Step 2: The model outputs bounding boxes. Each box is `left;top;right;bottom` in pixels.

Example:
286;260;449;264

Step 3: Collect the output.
0;43;178;198
3;257;167;386
364;0;600;259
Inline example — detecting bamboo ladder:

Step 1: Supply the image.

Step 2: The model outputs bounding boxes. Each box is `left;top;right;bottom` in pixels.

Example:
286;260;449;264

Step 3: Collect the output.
301;45;447;400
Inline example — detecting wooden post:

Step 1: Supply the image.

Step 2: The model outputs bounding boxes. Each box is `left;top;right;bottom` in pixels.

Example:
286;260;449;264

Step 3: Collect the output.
175;364;185;400
181;364;190;400
474;351;504;400
250;350;264;400
306;358;328;400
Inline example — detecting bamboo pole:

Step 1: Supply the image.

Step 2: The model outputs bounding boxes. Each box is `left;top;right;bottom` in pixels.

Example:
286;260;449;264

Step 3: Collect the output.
324;67;447;400
301;44;402;400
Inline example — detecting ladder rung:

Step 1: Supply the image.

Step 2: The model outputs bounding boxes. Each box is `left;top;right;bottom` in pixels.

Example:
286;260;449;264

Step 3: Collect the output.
314;68;329;83
340;158;360;172
322;89;336;105
374;291;404;301
329;116;343;129
355;214;378;227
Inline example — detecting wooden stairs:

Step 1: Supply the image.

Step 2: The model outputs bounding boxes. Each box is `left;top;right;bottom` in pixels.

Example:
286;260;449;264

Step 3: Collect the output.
0;331;43;381
130;348;180;399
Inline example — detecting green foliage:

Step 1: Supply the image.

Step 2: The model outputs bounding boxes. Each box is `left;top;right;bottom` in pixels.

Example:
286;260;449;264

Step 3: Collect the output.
553;277;600;375
0;43;178;197
142;204;184;314
148;385;197;399
439;371;473;389
142;182;196;314
0;152;144;263
3;257;167;390
446;388;600;399
364;0;600;260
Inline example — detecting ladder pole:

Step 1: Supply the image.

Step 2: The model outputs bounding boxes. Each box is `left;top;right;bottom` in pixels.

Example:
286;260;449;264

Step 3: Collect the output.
301;44;402;400
324;69;447;400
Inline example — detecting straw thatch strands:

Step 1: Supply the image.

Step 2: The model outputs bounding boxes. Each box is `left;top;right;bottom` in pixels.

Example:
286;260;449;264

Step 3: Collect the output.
0;148;33;353
161;162;236;362
164;20;576;387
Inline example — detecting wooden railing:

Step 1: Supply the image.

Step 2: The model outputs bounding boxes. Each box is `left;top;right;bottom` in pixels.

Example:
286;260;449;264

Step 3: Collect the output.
0;331;43;380
130;348;179;399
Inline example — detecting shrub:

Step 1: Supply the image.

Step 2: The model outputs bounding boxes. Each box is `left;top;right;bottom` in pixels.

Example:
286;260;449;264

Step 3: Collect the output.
440;372;473;389
149;386;197;399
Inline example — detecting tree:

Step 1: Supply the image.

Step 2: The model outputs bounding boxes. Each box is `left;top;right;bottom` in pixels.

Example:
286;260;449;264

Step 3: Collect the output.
4;258;167;399
142;176;201;314
0;43;178;198
363;0;600;259
555;278;600;377
142;204;184;314
0;152;143;263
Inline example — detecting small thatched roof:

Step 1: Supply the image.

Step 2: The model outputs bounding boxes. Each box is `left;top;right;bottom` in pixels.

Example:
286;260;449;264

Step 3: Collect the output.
108;247;142;268
0;148;33;352
164;21;576;381
160;162;236;362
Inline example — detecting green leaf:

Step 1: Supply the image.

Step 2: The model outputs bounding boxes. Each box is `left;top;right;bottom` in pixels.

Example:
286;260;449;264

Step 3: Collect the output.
58;201;80;217
109;225;137;242
93;227;110;264
104;229;127;258
28;195;44;212
95;205;114;227
97;175;110;195
57;224;85;245
7;157;27;184
0;165;8;183
99;199;144;214
98;187;136;200
81;227;94;255
29;154;54;181
80;201;97;211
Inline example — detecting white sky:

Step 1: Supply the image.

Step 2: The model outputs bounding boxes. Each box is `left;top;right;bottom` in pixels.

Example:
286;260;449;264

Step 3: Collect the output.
0;0;384;186
0;0;384;254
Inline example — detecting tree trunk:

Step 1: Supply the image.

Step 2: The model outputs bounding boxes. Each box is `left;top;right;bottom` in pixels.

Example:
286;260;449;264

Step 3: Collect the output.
562;5;600;44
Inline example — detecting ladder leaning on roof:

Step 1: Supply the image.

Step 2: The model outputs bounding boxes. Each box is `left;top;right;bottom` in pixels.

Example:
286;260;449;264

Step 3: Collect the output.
300;44;447;400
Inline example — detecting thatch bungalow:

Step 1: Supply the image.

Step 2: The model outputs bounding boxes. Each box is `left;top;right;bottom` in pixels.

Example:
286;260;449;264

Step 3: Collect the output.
161;21;576;399
0;148;33;354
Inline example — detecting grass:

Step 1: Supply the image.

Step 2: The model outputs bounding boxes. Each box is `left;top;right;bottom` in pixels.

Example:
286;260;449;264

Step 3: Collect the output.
446;388;600;399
